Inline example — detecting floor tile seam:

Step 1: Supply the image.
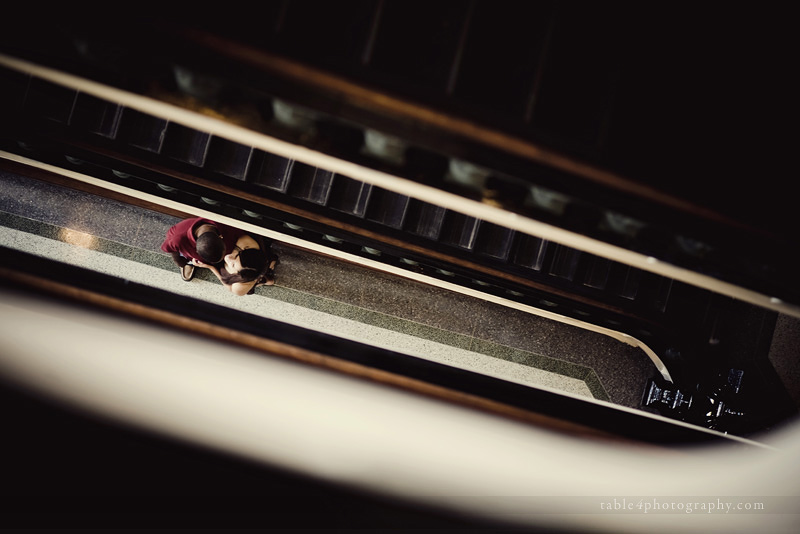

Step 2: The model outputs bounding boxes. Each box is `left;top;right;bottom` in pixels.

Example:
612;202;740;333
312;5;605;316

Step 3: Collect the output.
268;284;599;383
0;210;601;390
466;334;594;381
582;369;611;401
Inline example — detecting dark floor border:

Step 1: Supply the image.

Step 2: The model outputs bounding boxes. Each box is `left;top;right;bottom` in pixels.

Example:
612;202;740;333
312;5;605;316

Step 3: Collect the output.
0;245;755;446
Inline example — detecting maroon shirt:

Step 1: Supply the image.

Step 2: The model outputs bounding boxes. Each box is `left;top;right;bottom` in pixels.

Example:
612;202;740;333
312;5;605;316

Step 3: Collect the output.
161;217;246;263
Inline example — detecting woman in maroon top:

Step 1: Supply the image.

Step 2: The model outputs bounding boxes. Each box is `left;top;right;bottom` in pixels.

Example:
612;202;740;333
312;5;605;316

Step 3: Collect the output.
195;233;279;296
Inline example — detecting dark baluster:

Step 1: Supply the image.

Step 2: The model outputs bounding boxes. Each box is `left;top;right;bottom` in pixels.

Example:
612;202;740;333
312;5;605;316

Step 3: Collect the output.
207;137;254;180
274;0;377;70
366;188;410;229
652;277;674;313
583;256;612;290
70;93;123;138
162;124;212;167
618;265;642;300
406;199;447;240
288;163;335;205
455;2;554;120
250;151;295;192
0;67;28;117
474;222;514;260
512;234;550;271
549;244;582;281
368;0;473;92
440;212;480;251
120;109;168;153
328;176;373;218
25;78;76;124
527;2;623;151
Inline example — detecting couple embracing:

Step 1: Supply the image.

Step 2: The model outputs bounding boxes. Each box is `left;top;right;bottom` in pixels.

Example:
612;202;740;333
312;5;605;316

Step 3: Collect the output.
162;217;279;296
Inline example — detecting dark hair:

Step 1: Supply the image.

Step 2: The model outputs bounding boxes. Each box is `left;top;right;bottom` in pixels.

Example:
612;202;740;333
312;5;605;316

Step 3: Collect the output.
196;231;225;263
219;247;267;285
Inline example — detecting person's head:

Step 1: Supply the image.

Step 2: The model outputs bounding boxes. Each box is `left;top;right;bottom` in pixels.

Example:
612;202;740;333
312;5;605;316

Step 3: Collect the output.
196;230;226;264
219;247;267;284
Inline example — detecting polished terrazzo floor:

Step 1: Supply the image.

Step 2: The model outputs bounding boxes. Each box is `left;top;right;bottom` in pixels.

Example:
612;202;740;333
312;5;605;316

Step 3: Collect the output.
0;169;669;409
